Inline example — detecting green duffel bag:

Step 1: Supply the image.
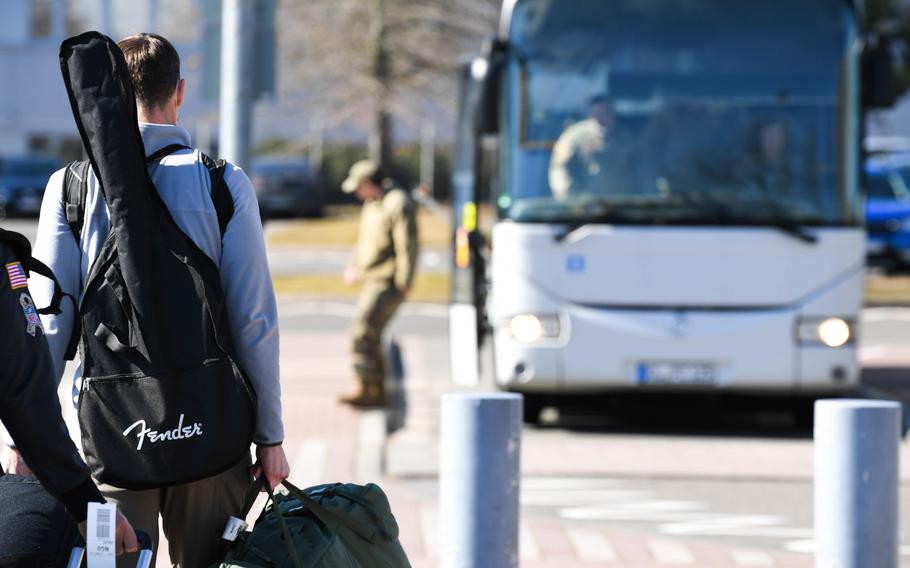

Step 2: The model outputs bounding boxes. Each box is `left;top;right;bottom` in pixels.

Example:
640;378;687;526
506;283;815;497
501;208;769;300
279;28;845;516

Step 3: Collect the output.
214;479;412;568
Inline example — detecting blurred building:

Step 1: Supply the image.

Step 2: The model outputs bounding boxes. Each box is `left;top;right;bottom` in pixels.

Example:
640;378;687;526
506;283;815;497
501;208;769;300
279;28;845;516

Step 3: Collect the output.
0;0;214;159
0;0;76;157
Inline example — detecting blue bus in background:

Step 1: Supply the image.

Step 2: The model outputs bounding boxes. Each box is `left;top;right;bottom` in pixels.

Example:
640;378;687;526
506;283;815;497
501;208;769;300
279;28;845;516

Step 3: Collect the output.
866;154;910;269
451;0;903;423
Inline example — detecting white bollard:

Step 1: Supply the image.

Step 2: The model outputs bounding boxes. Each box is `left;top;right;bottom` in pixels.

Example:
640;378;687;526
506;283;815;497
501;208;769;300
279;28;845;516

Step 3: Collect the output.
439;393;522;568
815;399;901;568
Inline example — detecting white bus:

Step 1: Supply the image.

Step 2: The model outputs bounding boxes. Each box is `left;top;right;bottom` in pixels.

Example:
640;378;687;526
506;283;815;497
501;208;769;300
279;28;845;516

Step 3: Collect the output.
450;0;899;422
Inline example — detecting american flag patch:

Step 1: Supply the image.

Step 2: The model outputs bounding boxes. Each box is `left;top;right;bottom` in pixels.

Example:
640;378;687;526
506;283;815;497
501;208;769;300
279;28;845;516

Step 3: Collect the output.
5;262;27;290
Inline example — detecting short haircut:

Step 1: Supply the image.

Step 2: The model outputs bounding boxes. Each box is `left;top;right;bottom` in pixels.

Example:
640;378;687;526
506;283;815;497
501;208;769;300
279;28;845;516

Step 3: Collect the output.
117;33;180;111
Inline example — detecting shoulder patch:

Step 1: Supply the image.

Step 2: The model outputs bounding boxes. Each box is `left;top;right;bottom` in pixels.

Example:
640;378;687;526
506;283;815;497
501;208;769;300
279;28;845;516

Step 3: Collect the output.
5;262;28;290
19;293;43;336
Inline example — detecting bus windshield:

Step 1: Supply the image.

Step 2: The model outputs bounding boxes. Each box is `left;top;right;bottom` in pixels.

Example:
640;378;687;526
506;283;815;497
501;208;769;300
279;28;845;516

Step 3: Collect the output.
501;0;856;226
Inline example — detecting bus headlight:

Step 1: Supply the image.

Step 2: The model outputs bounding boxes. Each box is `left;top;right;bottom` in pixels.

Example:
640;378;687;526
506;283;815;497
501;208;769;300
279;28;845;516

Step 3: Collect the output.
509;314;560;343
797;317;853;348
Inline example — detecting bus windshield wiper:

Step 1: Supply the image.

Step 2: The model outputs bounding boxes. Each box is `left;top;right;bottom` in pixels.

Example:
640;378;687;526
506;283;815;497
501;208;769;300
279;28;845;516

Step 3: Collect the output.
769;221;818;244
554;218;604;243
677;192;819;244
553;211;633;243
743;197;819;244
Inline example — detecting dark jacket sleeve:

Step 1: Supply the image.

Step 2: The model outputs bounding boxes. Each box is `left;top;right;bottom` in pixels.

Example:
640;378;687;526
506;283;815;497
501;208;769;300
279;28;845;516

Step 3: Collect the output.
0;241;103;522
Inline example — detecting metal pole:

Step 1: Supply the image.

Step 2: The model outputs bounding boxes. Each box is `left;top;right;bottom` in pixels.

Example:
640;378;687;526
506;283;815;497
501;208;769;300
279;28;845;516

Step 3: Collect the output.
309;117;324;173
815;399;900;568
51;0;66;40
439;393;522;568
420;119;436;191
147;0;159;32
219;0;254;169
99;0;112;36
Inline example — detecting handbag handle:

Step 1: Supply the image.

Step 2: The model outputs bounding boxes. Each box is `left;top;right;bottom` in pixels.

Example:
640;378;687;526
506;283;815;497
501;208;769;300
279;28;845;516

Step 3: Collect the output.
239;477;389;568
261;481;307;568
280;481;380;541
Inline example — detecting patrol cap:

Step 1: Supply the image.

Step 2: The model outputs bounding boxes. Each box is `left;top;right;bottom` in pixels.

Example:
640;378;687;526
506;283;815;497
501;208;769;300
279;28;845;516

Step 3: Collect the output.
341;159;380;193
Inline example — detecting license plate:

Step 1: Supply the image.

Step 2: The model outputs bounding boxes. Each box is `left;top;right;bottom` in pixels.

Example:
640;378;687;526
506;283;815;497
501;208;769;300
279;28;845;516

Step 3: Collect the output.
637;362;717;385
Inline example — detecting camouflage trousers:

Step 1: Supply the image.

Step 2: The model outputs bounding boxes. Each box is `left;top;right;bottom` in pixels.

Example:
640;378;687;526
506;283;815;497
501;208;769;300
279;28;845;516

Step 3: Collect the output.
351;280;405;387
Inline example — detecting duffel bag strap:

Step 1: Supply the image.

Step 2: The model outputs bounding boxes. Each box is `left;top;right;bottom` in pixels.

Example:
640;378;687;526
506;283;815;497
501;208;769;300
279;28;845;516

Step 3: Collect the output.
280;481;382;541
258;480;305;568
246;477;390;566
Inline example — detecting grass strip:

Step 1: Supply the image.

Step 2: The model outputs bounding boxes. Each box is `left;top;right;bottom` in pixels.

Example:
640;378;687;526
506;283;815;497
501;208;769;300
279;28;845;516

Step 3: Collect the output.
866;275;910;306
272;264;910;308
267;205;451;249
274;272;451;304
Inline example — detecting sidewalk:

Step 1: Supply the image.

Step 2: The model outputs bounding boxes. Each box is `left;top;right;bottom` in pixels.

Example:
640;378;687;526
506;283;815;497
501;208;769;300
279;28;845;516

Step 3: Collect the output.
157;329;816;567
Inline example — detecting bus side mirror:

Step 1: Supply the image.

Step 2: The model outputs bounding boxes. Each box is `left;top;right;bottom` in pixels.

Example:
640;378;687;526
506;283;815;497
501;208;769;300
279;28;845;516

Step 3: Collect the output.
863;35;901;109
476;38;508;135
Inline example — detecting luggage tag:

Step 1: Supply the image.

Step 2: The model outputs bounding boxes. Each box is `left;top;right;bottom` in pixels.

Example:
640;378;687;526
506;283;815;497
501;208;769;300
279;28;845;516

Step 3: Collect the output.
87;502;117;568
222;516;248;542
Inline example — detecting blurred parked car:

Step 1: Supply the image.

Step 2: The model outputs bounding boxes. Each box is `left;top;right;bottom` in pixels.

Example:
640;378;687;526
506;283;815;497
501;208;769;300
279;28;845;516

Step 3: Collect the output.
0;155;61;217
250;158;324;219
865;154;910;268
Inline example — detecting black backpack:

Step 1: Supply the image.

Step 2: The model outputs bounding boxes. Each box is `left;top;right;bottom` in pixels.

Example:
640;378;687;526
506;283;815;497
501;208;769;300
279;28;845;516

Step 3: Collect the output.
61;146;234;249
60;147;234;360
0;228;72;319
59;32;256;490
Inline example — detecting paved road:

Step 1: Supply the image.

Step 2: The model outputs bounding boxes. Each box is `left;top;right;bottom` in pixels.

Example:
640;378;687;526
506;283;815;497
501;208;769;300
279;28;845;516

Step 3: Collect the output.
278;295;910;565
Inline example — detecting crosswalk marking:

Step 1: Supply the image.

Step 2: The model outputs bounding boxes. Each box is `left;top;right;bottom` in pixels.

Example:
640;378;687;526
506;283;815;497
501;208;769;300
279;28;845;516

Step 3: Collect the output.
522;489;651;506
648;539;695;564
731;549;775;566
567;527;617;563
357;410;386;482
520;522;542;561
420;506;438;558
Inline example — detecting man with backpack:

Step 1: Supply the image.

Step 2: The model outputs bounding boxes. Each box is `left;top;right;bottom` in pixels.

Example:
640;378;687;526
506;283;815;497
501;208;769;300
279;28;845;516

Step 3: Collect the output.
3;33;289;567
0;228;139;556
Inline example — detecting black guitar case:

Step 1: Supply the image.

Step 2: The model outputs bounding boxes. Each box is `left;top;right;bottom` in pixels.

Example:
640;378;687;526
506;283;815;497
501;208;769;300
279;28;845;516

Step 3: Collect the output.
59;32;256;489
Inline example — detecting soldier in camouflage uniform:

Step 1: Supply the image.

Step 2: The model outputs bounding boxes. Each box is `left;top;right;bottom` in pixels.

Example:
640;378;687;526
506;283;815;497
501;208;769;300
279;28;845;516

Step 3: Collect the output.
340;160;419;408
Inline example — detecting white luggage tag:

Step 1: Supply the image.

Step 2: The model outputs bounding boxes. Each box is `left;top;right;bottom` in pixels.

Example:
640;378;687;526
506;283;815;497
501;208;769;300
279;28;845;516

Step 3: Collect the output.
87;502;117;568
222;516;248;541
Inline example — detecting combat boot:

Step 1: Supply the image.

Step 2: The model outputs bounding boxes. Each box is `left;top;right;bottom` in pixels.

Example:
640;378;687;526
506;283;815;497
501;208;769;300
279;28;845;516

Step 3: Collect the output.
339;383;387;408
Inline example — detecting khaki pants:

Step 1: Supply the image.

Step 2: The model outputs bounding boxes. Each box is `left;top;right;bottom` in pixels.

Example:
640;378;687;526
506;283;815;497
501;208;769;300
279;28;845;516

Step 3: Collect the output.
97;455;252;568
351;281;404;387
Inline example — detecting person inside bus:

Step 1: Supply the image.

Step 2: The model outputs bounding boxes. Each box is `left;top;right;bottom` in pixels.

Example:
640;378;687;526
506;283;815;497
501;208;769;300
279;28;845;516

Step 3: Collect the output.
548;95;627;200
737;119;806;198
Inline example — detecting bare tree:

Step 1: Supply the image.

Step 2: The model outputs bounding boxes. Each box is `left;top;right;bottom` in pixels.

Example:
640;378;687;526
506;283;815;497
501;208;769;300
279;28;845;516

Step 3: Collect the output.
278;0;500;165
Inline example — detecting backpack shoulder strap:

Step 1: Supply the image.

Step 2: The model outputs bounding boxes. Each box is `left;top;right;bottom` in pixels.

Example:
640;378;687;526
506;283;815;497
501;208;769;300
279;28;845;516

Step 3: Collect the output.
145;143;191;165
200;152;234;239
0;228;73;317
0;227;31;263
27;258;75;316
63;160;90;245
148;145;233;239
63;146;234;246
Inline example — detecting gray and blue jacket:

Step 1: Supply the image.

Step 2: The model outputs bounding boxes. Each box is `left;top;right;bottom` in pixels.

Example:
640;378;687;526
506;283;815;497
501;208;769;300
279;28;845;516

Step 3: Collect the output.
11;123;284;446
